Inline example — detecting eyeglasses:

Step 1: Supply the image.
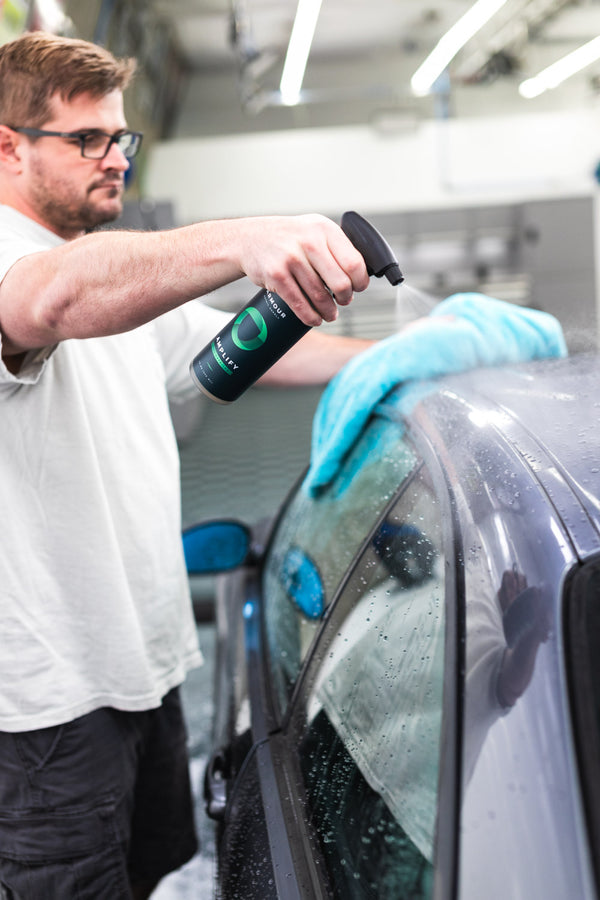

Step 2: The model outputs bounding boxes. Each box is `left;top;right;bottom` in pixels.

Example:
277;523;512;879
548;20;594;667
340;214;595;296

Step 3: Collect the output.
8;127;143;159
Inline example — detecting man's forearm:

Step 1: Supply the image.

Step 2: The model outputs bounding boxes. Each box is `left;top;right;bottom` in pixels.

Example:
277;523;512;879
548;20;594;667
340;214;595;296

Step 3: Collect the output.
0;214;369;356
260;328;374;387
0;223;243;354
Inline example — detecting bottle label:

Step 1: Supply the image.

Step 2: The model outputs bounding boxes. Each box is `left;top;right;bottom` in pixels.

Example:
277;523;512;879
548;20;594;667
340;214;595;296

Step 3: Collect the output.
190;289;310;403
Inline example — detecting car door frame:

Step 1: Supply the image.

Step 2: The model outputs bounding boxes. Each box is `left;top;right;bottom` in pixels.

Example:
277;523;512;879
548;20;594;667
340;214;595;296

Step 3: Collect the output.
248;409;465;900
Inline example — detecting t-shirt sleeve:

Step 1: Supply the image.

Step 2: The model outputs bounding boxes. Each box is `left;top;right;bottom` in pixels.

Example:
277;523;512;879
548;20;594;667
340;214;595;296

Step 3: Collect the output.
0;240;58;389
150;300;232;403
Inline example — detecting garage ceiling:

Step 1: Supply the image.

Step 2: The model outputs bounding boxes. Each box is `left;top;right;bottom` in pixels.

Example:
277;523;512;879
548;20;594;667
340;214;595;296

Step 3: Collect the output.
67;0;600;138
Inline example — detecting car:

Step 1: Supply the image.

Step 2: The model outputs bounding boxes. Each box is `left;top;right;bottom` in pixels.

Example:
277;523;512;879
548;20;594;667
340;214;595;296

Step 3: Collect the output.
184;351;600;900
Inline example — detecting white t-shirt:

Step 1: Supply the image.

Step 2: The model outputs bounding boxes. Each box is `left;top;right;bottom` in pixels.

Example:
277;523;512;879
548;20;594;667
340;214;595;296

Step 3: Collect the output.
0;205;230;731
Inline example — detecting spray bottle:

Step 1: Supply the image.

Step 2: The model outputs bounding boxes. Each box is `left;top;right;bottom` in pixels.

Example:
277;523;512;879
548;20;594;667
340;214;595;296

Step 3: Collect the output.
189;211;404;404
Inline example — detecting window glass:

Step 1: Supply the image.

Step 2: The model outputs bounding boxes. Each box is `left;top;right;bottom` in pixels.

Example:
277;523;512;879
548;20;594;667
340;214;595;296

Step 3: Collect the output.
298;466;445;898
572;562;600;736
263;417;418;714
565;558;600;885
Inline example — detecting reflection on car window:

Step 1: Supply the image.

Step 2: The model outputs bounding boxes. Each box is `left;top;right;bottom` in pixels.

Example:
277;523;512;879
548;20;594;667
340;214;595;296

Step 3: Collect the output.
299;466;445;898
263;417;418;714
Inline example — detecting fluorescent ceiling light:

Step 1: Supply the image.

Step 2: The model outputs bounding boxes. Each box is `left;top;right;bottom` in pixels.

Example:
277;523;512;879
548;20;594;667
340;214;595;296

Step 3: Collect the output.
519;35;600;98
280;0;323;107
411;0;510;97
35;0;68;32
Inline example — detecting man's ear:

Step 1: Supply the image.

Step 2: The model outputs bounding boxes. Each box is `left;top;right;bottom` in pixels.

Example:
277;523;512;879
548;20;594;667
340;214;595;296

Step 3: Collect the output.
0;125;24;172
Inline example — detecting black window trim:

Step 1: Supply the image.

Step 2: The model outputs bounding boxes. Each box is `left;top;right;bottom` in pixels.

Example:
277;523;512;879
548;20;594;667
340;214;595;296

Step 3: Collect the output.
241;572;333;898
412;417;464;900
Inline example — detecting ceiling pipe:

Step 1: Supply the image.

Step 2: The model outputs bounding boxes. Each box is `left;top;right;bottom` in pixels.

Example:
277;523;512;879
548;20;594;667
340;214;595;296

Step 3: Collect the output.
454;0;574;84
411;0;511;97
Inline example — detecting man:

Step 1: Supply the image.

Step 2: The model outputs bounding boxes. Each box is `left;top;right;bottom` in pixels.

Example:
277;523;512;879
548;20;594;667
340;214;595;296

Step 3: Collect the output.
0;31;373;900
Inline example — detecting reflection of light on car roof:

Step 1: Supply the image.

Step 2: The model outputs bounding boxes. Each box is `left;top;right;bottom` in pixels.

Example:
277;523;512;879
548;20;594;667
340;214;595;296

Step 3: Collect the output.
468;408;511;429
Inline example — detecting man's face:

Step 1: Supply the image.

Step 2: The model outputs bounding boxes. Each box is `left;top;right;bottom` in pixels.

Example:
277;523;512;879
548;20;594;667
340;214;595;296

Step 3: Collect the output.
19;89;130;240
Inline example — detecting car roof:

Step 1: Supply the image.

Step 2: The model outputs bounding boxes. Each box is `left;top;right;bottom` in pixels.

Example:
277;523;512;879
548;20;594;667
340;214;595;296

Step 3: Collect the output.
394;352;600;560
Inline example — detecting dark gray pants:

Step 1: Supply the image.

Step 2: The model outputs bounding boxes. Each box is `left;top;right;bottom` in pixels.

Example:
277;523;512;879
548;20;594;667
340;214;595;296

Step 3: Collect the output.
0;688;197;899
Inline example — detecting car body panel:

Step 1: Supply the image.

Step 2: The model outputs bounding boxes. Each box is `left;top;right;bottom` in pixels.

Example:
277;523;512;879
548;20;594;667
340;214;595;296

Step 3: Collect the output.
410;358;598;897
421;355;600;557
206;353;600;899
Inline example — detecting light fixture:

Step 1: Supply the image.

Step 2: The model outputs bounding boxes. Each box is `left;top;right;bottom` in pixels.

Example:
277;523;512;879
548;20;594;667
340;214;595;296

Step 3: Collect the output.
519;34;600;98
35;0;70;33
279;0;323;107
411;0;510;97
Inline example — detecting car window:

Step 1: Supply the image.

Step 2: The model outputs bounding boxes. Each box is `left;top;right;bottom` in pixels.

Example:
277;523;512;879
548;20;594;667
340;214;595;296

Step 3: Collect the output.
263;416;418;715
565;558;600;886
296;465;445;898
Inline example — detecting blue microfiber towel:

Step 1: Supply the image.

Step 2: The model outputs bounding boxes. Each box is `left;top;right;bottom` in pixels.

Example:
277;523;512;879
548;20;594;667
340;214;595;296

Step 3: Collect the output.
304;293;567;496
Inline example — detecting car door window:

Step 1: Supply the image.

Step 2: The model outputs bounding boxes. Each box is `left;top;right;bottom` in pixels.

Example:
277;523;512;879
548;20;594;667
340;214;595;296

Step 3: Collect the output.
263;417;418;714
297;465;445;898
565;558;600;886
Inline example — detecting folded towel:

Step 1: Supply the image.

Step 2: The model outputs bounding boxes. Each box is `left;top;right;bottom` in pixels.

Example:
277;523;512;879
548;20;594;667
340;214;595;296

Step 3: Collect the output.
304;293;567;496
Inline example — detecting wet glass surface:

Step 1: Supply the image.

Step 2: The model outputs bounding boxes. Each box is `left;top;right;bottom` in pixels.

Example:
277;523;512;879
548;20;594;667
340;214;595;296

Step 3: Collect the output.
296;466;445;898
263;417;417;716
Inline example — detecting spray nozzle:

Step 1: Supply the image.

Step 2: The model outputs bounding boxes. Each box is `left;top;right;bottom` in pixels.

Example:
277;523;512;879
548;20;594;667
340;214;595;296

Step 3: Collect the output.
341;210;404;286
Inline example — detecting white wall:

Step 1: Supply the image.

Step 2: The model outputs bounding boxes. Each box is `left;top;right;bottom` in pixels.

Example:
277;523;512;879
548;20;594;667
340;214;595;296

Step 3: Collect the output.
145;106;600;223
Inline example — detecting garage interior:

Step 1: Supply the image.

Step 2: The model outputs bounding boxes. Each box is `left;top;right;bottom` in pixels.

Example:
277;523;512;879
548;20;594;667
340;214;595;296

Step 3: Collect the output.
7;0;600;895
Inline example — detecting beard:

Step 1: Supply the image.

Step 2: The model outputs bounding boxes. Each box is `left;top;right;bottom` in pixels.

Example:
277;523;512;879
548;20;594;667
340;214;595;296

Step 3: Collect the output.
28;157;124;237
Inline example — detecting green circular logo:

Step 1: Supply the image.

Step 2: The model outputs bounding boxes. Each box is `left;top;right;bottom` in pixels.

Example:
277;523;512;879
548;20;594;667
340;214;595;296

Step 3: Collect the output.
232;306;268;351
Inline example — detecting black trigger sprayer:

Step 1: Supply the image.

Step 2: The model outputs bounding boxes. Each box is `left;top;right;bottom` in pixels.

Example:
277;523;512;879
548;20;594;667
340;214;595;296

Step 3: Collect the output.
189;211;404;404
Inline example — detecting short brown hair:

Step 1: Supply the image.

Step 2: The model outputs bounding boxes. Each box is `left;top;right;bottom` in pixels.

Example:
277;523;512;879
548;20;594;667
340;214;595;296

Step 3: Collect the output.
0;31;136;127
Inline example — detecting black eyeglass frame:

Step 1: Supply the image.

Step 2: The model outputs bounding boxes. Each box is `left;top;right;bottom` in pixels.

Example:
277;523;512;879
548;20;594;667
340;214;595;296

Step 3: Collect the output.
6;126;143;159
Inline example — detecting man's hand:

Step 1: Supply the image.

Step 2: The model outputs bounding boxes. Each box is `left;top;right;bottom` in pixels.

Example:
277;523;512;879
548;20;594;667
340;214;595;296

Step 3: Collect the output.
233;214;370;327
